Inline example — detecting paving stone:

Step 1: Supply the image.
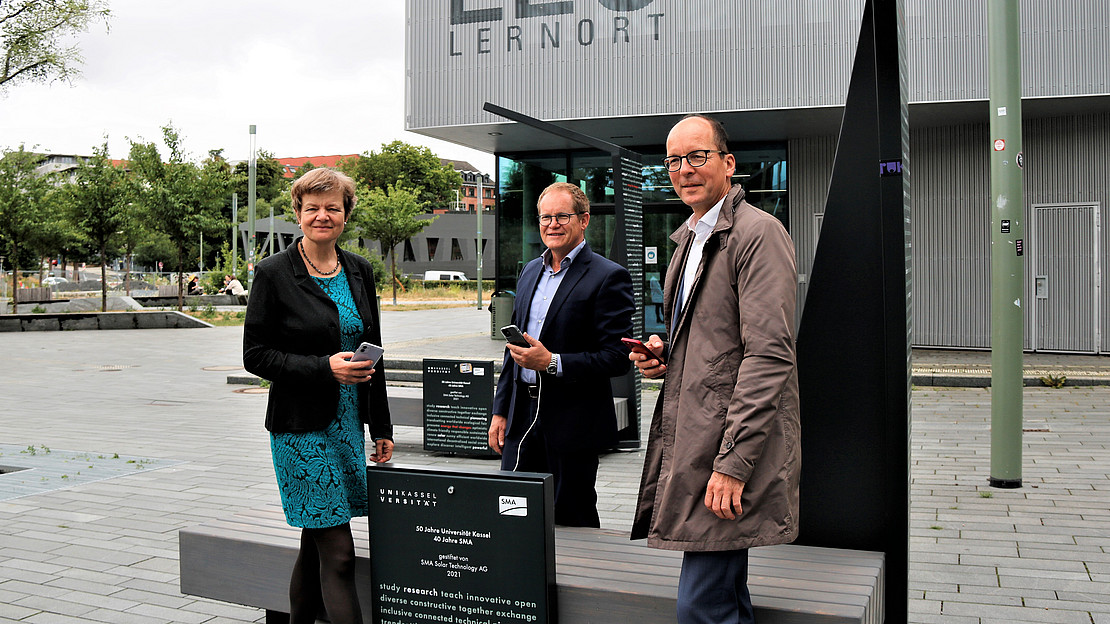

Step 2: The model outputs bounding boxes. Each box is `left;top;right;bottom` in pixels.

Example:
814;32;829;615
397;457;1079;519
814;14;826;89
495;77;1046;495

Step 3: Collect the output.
3;318;1109;624
12;594;97;618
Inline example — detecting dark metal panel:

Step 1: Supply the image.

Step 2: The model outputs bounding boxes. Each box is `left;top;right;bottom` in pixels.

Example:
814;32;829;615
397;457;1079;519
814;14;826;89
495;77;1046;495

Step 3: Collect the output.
795;2;910;623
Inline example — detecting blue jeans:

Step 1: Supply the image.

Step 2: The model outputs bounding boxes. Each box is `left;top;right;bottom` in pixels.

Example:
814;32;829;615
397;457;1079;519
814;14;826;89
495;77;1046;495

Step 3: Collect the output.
677;549;754;624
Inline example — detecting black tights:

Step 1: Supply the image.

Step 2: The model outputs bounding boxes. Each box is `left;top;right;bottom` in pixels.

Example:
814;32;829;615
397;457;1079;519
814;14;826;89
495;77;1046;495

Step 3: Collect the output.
289;523;362;624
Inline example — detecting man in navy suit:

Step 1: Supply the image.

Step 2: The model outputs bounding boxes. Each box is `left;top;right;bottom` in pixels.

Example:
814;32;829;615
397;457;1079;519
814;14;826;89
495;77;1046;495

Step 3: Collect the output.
488;182;635;527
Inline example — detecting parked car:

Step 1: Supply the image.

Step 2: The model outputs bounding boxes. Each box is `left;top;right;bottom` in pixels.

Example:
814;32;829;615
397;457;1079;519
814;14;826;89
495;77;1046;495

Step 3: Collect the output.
42;276;68;286
423;270;468;281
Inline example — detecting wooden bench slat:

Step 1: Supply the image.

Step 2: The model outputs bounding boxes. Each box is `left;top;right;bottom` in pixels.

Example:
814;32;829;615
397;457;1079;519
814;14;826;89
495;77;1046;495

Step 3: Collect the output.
180;510;884;624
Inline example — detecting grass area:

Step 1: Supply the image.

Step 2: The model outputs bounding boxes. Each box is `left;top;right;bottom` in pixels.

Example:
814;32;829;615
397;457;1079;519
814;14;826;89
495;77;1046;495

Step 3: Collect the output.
186;309;247;326
384;281;494;300
382;302;478;311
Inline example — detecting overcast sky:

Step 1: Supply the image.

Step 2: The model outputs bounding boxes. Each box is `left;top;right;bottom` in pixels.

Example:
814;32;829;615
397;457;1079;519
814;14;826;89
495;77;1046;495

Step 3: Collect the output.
0;1;495;172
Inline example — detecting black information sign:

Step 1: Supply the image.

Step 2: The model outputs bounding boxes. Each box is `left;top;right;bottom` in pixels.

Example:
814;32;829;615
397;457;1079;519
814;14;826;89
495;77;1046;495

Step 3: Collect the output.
423;359;497;456
1001;219;1010;234
366;464;555;624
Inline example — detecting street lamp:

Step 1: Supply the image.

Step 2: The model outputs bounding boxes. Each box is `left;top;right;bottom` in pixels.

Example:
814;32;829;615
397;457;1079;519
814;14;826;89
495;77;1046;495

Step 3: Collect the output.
476;173;483;309
248;125;257;291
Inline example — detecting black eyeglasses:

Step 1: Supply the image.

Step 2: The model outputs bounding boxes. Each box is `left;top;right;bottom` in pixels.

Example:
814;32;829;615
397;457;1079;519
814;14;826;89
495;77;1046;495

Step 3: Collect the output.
538;212;585;226
662;149;727;172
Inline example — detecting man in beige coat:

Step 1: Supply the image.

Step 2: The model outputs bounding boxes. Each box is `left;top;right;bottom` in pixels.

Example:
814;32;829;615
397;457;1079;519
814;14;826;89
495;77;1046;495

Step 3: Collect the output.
630;114;801;624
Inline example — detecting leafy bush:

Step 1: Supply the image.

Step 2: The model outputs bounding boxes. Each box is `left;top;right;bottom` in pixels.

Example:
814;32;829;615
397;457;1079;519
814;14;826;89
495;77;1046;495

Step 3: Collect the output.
341;241;390;285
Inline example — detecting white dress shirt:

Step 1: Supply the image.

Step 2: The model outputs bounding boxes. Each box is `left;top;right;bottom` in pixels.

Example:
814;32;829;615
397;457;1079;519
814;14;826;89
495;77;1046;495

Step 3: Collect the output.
675;197;725;316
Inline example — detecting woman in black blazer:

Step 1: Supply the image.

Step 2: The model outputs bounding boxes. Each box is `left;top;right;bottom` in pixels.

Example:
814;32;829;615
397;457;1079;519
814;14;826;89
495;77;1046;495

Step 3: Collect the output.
244;168;392;624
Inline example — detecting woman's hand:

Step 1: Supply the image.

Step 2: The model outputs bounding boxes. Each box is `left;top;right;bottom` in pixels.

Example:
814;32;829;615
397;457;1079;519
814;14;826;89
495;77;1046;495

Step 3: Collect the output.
370;438;394;463
329;352;375;385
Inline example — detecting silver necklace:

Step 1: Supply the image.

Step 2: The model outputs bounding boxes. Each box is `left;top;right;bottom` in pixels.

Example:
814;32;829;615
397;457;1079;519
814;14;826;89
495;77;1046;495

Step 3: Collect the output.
299;240;340;276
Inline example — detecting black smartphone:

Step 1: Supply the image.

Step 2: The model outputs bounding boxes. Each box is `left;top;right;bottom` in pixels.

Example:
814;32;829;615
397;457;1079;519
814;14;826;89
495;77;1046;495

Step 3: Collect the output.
500;324;530;348
350;342;384;368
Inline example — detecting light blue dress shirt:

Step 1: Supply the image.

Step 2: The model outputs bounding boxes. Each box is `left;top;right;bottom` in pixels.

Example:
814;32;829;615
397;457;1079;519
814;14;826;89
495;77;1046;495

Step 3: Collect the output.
519;239;586;383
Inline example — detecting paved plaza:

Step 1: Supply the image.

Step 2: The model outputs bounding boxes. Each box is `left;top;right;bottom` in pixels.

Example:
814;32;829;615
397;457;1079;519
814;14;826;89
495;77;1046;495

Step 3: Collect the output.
0;306;1108;623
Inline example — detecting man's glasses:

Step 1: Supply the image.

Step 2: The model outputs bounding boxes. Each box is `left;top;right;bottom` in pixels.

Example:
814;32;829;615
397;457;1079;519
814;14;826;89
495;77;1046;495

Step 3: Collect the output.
662;149;727;172
538;212;584;226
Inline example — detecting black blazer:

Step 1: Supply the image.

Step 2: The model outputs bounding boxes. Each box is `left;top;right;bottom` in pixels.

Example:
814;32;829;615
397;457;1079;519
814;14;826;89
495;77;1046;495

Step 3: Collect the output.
243;240;392;438
493;242;634;456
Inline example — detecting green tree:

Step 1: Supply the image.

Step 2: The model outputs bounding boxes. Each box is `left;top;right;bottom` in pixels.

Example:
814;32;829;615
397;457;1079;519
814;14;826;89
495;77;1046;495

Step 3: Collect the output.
133;230;175;277
0;146;50;311
25;185;78;282
115;199;150;295
341;141;463;210
353;183;436;304
65;142;130;311
127;124;231;309
1;0;111;91
232;150;287;205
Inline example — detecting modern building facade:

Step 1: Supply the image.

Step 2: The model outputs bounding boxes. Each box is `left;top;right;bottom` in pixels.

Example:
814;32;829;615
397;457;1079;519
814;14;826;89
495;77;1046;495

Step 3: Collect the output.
405;0;1110;354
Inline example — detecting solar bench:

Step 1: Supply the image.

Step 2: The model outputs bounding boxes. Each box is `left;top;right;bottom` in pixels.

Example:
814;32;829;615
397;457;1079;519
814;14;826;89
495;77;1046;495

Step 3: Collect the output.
180;506;884;623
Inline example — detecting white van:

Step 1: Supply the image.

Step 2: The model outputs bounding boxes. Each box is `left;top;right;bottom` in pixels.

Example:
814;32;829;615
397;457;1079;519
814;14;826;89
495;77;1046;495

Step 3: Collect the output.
423;270;469;281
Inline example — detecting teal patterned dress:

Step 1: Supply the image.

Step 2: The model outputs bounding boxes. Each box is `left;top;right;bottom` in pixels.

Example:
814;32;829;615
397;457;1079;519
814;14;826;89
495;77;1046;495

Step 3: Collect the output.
270;269;369;528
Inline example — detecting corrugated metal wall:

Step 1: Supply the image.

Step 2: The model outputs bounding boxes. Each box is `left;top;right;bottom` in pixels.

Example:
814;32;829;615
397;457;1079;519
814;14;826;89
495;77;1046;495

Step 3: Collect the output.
911;123;993;348
787;135;837;317
1024;113;1110;353
409;0;1110;131
407;0;863;129
792;113;1110;353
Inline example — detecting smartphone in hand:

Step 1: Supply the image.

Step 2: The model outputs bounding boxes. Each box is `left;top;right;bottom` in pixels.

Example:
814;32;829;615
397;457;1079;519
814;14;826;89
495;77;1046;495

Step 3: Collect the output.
500;324;530;348
622;337;663;363
350;342;384;368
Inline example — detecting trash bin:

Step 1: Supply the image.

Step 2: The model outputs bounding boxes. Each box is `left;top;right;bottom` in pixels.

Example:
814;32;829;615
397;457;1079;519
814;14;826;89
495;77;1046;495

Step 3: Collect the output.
488;290;515;340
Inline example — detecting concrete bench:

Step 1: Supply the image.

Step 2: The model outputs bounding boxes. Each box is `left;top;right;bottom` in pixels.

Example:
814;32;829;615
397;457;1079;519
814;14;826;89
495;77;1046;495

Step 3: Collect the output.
0;311;212;332
180;506;884;624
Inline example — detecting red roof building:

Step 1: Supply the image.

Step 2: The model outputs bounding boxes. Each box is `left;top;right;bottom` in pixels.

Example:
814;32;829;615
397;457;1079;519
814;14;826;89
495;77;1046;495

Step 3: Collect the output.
274;155;358;179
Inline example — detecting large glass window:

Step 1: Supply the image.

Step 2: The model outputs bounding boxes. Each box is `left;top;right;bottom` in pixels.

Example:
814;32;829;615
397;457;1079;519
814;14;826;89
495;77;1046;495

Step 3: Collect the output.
495;144;786;334
640;146;788;223
496;153;566;287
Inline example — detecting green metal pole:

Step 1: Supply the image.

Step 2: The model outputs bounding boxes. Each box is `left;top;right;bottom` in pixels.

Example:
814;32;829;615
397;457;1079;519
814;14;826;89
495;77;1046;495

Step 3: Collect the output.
248;125;257;292
988;0;1024;488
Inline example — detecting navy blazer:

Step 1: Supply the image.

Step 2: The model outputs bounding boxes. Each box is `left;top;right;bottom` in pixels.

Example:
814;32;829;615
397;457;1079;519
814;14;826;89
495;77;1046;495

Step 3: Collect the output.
243;240;392;438
492;242;635;455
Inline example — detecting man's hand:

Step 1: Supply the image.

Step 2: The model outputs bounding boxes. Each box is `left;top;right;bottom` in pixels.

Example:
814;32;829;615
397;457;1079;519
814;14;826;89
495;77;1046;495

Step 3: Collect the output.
370;439;394;463
704;471;745;520
507;333;553;372
488;415;507;454
329;352;375;385
629;334;667;378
